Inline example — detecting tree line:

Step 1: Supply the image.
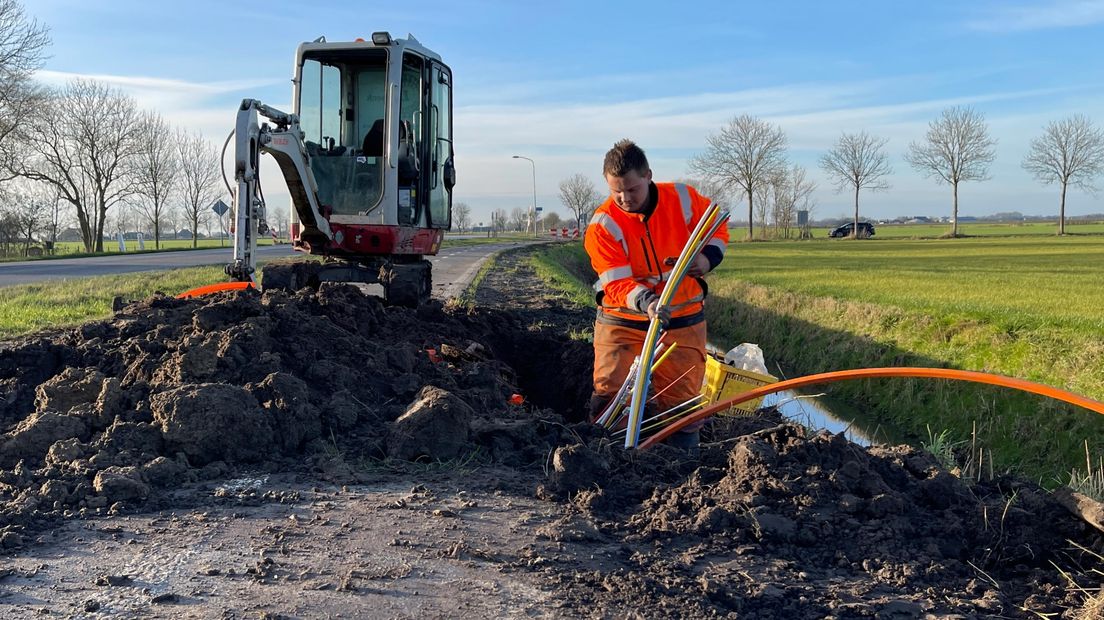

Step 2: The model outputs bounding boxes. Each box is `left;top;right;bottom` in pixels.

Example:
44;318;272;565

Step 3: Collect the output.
553;109;1104;240
0;1;224;255
699;108;1103;239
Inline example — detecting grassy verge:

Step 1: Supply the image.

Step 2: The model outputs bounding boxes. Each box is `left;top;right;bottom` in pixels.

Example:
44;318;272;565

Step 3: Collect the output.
0;239;278;262
457;253;499;306
524;243;595;307
0;266;226;338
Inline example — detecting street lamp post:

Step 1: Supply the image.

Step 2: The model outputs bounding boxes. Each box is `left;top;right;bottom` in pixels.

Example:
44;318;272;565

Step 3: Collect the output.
512;155;537;237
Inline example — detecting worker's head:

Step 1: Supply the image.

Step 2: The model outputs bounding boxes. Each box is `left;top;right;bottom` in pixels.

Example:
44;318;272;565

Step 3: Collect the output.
603;139;652;213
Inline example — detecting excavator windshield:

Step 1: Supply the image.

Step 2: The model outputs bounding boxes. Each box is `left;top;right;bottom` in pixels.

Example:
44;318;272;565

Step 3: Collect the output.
298;49;388;216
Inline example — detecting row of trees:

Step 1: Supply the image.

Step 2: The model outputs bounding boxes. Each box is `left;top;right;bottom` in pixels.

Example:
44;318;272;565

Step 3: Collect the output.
693;108;1104;239
0;1;224;253
451;202;574;235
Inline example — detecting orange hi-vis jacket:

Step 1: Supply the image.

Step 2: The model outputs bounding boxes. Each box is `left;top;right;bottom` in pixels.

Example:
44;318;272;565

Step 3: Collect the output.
585;182;728;325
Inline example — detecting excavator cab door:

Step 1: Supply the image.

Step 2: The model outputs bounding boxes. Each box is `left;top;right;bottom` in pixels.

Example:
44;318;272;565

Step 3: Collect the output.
427;62;453;230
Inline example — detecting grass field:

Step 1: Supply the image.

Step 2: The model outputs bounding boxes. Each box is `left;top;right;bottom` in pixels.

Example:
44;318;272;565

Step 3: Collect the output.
703;235;1104;482
1;233;527;262
722;235;1104;332
818;220;1104;239
0;266;225;337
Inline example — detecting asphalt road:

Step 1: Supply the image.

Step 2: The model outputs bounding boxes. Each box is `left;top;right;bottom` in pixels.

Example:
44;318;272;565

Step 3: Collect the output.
0;240;553;301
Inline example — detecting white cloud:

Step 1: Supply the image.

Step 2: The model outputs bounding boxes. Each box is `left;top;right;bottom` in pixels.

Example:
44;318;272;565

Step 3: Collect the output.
965;0;1104;32
30;67;1101;225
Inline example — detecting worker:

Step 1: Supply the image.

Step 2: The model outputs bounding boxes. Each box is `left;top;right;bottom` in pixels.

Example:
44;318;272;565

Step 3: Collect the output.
584;139;729;451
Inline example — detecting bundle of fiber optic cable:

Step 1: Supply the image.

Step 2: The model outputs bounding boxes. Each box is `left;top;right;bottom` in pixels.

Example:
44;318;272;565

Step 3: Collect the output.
602;203;729;448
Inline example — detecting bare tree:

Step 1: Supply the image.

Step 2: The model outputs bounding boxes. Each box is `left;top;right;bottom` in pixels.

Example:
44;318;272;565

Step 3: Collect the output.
689;114;787;240
44;185;66;250
905;107;996;237
453;202;471;233
4;179;53;254
671;177;733;208
11;79;143;252
752;174;775;239
509;207;528;232
0;0;50;180
542;211;563;231
174;129;221;247
558;173;600;230
489;208;507;236
132;111;177;248
1022;114;1104;235
820;131;892;238
765;165;816;239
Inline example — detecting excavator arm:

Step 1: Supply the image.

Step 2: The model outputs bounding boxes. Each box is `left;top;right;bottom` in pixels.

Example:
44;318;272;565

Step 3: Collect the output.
226;98;332;282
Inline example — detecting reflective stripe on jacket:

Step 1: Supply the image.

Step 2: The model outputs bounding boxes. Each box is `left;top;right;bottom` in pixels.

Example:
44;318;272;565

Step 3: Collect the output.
584;182;729;323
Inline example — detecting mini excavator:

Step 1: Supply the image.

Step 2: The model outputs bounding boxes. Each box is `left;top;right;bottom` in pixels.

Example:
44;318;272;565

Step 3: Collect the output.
226;33;454;306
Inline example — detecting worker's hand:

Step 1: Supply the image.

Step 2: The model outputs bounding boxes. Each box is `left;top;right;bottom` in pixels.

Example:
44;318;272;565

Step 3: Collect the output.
686;253;711;277
646;299;671;327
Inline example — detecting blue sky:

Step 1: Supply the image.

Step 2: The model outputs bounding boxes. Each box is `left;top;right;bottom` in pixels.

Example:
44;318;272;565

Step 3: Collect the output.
27;0;1104;224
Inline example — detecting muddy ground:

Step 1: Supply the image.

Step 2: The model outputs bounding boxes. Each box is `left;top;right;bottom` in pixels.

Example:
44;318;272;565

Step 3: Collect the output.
0;246;1102;618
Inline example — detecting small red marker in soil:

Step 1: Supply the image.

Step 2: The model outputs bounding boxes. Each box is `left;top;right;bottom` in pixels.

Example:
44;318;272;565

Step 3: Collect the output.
509;393;525;406
426;348;441;363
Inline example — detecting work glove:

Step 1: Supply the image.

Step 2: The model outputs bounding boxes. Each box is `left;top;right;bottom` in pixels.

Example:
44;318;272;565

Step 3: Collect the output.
686;253;711;277
646;299;671;328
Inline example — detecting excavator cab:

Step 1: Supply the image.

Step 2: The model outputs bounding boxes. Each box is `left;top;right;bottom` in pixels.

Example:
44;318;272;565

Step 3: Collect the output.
226;33;454;306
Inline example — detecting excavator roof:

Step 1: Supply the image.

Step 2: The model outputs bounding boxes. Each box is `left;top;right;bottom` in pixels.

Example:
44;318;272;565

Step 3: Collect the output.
295;34;443;63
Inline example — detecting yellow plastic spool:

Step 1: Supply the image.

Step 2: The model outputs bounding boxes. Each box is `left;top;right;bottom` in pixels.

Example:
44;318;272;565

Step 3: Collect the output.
701;355;777;415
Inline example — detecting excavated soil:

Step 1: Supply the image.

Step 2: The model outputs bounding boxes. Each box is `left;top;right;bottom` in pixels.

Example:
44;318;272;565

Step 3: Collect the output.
0;246;1101;618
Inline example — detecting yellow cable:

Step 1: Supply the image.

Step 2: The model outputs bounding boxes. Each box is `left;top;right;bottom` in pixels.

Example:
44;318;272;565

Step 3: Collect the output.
650;341;679;373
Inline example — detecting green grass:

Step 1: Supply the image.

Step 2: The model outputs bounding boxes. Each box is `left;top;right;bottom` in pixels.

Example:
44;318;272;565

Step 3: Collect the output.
818;220;1104;239
540;239;1104;482
720;235;1104;332
705;235;1104;482
0;266;225;337
525;243;594;307
1;238;273;262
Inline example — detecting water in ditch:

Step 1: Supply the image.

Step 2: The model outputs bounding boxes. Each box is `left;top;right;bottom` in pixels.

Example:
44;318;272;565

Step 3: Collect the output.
761;387;877;447
707;345;880;447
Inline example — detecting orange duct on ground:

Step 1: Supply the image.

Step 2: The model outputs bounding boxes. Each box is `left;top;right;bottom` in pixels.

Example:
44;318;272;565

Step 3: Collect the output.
639;367;1104;450
176;281;256;299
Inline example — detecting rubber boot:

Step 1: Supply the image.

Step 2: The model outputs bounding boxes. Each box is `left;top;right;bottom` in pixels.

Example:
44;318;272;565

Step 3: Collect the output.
665;429;700;458
588;394;612;423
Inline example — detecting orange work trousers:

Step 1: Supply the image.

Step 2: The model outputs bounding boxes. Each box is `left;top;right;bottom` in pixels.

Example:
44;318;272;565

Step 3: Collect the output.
591;320;707;428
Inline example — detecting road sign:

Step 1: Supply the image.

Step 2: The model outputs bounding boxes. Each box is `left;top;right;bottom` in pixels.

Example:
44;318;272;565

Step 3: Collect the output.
211;199;230;217
535;207;543;213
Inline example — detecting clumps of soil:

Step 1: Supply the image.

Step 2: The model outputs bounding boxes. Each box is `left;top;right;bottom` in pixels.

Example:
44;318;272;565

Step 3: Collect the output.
0;284;591;538
536;422;1103;617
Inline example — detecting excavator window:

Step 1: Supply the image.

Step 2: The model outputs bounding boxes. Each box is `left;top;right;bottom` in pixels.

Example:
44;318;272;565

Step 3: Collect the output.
299;50;388;216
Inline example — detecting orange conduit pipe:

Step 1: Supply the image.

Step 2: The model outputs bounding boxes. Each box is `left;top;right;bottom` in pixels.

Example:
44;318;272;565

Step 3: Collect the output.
638;367;1104;450
176;281;256;299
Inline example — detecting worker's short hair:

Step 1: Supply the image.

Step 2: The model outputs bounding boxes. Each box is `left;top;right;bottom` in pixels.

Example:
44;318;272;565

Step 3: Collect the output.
603;139;649;177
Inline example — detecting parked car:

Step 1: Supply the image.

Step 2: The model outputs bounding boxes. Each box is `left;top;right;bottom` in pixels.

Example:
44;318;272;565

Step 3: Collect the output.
829;222;875;238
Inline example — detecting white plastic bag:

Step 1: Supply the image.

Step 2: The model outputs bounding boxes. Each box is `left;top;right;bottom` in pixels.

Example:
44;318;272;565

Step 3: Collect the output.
724;343;769;375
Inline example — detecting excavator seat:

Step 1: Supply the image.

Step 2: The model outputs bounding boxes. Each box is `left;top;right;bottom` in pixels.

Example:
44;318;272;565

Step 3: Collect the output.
362;119;385;157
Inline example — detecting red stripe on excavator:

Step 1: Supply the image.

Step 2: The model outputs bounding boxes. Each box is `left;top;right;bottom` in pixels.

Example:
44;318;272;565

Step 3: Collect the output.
328;223;444;255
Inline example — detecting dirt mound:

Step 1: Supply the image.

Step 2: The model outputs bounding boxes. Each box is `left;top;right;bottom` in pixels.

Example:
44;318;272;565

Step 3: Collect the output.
0;285;590;536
